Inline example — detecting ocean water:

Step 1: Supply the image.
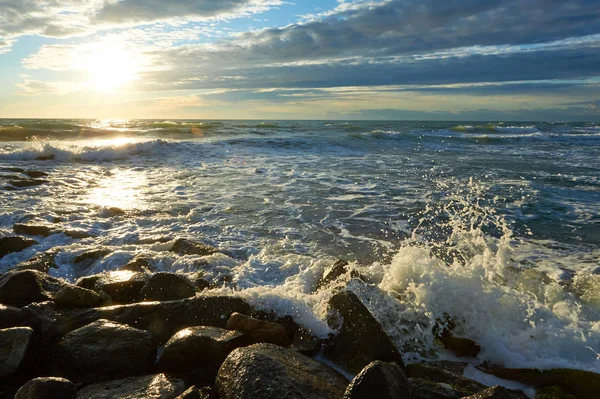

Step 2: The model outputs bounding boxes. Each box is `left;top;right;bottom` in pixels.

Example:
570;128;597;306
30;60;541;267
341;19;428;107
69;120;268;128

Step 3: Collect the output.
1;119;599;374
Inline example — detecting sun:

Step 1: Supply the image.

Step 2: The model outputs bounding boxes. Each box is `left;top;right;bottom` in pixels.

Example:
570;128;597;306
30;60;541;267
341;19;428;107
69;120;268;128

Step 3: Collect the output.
84;40;141;92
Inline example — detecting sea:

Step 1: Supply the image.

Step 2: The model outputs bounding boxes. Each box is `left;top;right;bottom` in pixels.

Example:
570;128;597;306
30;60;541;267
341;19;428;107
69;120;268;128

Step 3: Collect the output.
1;119;599;375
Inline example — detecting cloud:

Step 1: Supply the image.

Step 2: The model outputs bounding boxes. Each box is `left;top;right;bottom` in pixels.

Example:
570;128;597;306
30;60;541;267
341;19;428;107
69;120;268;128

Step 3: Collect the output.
15;78;82;96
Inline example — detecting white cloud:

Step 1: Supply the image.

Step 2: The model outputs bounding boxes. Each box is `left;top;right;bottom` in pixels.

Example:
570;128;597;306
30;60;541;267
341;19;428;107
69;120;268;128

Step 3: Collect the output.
16;78;82;95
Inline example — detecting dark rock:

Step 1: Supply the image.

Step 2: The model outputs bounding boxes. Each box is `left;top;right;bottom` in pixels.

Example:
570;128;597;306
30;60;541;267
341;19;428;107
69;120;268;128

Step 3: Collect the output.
0;236;37;259
2;167;25;173
426;361;468;375
160;326;245;381
0;269;66;307
14;250;59;273
52;319;157;380
479;367;600;399
534;386;572;399
62;230;95;239
171;238;219;257
315;260;359;291
75;374;185;399
53;285;103;308
73;249;111;270
13;224;53;237
176;386;217;399
23;170;48;178
409;378;472;399
462;386;515;399
226;312;292;347
15;377;75;399
75;275;103;290
344;360;412;399
216;343;348;399
407;363;486;395
291;327;322;356
8;179;47;188
0;327;33;376
140;272;197;301
78;271;149;305
120;256;153;272
324;285;404;374
438;335;481;358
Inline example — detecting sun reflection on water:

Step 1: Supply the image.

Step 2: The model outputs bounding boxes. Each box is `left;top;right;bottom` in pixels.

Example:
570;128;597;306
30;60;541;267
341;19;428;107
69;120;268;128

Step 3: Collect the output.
87;168;146;210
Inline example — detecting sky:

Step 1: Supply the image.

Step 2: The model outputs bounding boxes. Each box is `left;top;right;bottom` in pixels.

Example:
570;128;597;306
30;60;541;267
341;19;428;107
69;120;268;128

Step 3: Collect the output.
0;0;599;120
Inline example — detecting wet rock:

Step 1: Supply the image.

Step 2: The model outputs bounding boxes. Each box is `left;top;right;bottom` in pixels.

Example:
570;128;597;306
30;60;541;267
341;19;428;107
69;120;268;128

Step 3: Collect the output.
140;272;197;301
159;326;245;379
120;256;154;272
324;285;404;374
15;377;75;399
0;269;66;307
216;343;348;399
14;250;59;273
534;386;572;399
409;378;472;399
52;319;157;380
2;167;25;173
171;238;219;257
73;249;111;270
438;335;481;358
344;360;411;399
75;374;185;399
23;170;48;178
0;327;33;376
479;367;600;399
291;327;322;356
407;363;486;395
8;179;47;188
13;223;53;237
0;236;37;259
53;285;103;308
226;312;292;347
176;386;217;399
462;386;515;399
78;271;149;305
62;230;95;239
314;260;359;291
426;361;468;375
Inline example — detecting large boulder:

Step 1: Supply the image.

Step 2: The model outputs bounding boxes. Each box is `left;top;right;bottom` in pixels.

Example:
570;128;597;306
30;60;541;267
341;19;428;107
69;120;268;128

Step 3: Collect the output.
461;386;516;399
72;249;112;272
159;326;245;374
75;374;185;399
0;236;37;259
0;269;66;307
176;386;217;399
14;250;59;273
314;260;359;292
15;377;75;399
324;285;404;374
52;319;157;380
226;312;292;347
437;335;481;358
0;327;33;376
53;285;103;308
139;272;197;301
409;378;474;399
216;343;348;399
13;224;53;237
407;363;486;395
479;367;600;399
344;360;412;399
8;179;47;188
76;271;149;304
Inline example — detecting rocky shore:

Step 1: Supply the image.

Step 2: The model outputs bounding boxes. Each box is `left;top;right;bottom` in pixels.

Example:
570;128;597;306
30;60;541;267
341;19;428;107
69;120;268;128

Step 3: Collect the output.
1;232;599;399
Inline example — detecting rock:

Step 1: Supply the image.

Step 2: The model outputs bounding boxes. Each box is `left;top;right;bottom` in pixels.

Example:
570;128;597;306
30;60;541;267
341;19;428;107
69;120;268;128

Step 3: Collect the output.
407;363;486;395
426;361;468;375
534;386;572;399
77;271;149;305
226;312;292;347
62;230;95;239
171;238;219;256
53;285;103;308
438;335;481;358
15;377;75;399
23;170;48;178
291;327;322;356
479;367;600;398
13;224;53;237
0;327;33;376
409;378;472;399
0;236;37;259
160;326;245;383
324;285;404;374
462;386;515;399
314;260;359;291
52;319;157;380
75;374;185;399
216;343;348;399
73;249;111;270
176;386;217;399
0;269;66;307
344;360;412;399
14;250;59;273
140;272;197;301
8;179;47;188
120;256;153;272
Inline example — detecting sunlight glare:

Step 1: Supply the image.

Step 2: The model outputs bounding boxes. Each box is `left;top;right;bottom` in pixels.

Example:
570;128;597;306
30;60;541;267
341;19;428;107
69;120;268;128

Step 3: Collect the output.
84;41;141;92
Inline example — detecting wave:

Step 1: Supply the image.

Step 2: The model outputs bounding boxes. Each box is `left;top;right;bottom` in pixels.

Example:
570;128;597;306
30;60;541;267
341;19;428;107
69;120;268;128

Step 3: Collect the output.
451;124;540;134
0;139;169;162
